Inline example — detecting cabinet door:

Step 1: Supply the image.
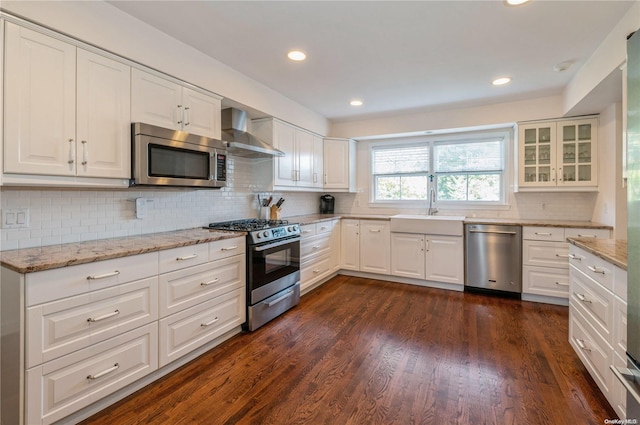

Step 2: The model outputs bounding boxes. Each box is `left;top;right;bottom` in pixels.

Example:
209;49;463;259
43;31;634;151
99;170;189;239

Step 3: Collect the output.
518;122;557;187
391;233;425;279
425;235;463;284
295;129;315;187
272;120;297;186
312;135;324;189
340;219;360;270
330;220;341;272
76;49;131;178
360;220;390;275
182;87;221;139
557;118;597;187
131;68;182;130
4;23;76;176
323;138;349;189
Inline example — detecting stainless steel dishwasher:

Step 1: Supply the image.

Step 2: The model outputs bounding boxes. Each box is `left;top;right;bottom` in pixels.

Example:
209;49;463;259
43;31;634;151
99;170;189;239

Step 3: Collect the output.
464;224;522;295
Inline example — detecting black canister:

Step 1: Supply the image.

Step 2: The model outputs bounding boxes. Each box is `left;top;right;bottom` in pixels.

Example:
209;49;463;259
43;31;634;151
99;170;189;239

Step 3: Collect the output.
320;194;335;214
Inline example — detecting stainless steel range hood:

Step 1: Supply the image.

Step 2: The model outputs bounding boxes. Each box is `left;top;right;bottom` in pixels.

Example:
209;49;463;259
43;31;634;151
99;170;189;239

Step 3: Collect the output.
221;108;285;158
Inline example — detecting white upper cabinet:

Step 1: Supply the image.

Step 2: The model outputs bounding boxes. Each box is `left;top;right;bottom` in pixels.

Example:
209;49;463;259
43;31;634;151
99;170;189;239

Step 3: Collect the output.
4;23;76;176
131;69;221;139
323;138;357;192
252;117;324;190
4;23;131;180
76;49;131;178
517;117;598;191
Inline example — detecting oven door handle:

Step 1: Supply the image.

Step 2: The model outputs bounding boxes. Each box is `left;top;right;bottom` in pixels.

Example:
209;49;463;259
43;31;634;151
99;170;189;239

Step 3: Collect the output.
611;365;640;406
266;289;295;307
252;237;301;252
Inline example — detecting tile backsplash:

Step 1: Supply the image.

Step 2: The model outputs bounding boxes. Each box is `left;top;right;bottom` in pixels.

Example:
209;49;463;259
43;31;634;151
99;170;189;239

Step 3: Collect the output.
0;158;321;251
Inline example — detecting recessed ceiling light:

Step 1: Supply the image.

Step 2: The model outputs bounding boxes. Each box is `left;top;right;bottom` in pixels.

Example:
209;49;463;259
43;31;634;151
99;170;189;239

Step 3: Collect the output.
504;0;530;5
287;50;306;61
492;77;512;86
554;60;574;72
350;100;363;106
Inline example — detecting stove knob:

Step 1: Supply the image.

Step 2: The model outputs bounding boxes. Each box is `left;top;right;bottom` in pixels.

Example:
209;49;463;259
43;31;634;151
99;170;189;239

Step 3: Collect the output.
287;226;293;232
255;232;261;239
263;231;269;238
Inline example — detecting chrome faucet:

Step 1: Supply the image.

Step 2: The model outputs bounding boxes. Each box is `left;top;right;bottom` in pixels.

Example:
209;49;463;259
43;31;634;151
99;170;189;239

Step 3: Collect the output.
428;187;438;215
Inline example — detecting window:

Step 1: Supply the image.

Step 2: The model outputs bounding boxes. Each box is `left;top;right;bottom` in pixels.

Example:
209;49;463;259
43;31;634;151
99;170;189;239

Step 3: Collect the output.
372;144;430;201
370;130;509;206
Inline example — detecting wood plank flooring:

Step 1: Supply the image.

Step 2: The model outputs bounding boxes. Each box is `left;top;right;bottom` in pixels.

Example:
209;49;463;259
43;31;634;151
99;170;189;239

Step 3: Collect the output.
80;275;616;425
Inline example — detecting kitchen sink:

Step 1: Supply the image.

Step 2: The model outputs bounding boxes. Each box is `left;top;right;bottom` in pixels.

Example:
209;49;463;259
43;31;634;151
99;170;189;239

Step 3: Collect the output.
389;214;465;236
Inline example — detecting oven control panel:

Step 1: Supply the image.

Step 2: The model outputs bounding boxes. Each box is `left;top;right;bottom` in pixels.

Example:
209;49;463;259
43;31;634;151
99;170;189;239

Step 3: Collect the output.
250;224;300;244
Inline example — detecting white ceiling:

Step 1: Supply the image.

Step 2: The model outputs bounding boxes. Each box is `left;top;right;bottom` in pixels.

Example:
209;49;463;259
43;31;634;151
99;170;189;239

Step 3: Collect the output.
108;0;635;122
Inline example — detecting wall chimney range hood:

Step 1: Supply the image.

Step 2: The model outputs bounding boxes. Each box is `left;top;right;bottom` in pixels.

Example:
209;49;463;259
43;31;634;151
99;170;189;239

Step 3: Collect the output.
221;108;285;158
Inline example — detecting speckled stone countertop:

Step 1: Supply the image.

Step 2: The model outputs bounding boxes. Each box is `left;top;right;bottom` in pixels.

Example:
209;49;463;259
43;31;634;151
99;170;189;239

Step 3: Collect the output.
567;237;628;270
0;228;245;274
287;213;613;230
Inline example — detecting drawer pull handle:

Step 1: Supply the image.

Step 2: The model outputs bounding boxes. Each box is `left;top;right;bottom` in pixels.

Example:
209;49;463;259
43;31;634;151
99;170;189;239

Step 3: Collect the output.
267;289;294;307
577;234;596;238
369;229;381;233
313;268;321;274
320;226;328;231
555;282;569;287
302;230;312;234
568;254;582;261
312;245;321;250
201;278;220;286
87;270;120;280
535;232;552;236
87;310;120;322
576;338;591;352
575;293;592;303
176;254;198;261
555;254;570;258
201;316;219;327
220;246;238;251
87;363;119;380
587;265;606;275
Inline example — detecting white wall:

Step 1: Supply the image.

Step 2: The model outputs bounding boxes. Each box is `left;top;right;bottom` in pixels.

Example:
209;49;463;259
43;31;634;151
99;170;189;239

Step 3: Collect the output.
0;1;329;136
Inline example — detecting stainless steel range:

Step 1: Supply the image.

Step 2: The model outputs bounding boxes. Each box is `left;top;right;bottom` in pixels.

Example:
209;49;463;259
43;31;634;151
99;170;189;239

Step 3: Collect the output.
208;219;301;331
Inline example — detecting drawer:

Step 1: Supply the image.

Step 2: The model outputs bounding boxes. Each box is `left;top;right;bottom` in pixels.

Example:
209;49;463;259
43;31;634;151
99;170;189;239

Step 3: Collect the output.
300;223;316;238
569;307;612;399
523;240;569;268
522;226;565;242
209;237;246;262
26;252;158;306
159;288;245;367
300;233;332;262
316;220;337;235
569;246;614;292
159;243;209;274
522;265;569;298
301;254;333;292
570;266;614;344
26;323;158;425
159;255;245;318
26;276;158;368
564;227;611;239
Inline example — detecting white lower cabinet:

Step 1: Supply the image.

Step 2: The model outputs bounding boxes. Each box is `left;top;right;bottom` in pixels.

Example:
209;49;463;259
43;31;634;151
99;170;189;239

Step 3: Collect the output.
390;232;463;285
340;219;361;271
2;236;246;425
360;221;390;275
569;244;627;419
300;220;340;293
522;226;610;302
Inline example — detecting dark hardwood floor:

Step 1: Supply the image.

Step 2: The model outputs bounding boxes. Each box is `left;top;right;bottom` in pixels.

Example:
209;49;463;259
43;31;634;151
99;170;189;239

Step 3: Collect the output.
80;275;616;425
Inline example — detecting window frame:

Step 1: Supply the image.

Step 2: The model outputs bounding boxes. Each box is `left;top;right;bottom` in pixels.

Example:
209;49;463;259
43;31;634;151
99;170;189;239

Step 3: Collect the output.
369;128;512;209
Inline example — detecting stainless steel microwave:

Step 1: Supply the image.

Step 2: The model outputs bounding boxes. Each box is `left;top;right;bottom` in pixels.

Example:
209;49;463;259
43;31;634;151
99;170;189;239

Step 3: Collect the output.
131;123;227;188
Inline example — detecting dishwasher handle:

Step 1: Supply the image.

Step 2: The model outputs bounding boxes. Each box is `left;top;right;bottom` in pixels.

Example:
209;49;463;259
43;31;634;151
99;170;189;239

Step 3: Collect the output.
468;229;518;235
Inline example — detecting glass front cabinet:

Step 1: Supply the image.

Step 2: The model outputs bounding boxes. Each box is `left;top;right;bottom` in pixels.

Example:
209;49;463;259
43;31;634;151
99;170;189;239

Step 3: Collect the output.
517;117;598;190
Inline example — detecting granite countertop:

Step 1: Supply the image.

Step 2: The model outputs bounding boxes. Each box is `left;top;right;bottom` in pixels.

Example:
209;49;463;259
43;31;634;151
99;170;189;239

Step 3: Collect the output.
0;228;245;274
288;213;613;230
567;237;627;270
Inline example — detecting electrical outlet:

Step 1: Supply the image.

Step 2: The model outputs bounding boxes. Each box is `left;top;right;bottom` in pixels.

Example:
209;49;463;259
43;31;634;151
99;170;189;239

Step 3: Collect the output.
2;208;30;229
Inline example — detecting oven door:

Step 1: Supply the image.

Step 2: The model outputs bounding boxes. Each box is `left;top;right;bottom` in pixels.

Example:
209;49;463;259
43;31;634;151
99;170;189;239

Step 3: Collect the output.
248;237;301;305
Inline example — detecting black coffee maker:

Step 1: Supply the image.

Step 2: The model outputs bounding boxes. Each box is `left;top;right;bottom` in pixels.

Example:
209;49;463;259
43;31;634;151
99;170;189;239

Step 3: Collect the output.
320;194;335;214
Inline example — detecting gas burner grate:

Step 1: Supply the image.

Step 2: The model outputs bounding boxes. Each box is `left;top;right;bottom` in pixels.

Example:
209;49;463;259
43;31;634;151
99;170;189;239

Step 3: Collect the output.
208;218;290;231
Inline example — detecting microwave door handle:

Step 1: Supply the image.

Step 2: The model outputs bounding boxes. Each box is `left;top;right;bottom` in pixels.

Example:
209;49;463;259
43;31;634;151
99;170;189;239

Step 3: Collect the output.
210;152;216;181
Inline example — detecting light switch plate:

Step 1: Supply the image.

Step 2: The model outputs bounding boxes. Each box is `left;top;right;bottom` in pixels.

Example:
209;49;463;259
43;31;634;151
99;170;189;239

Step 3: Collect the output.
2;208;30;229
